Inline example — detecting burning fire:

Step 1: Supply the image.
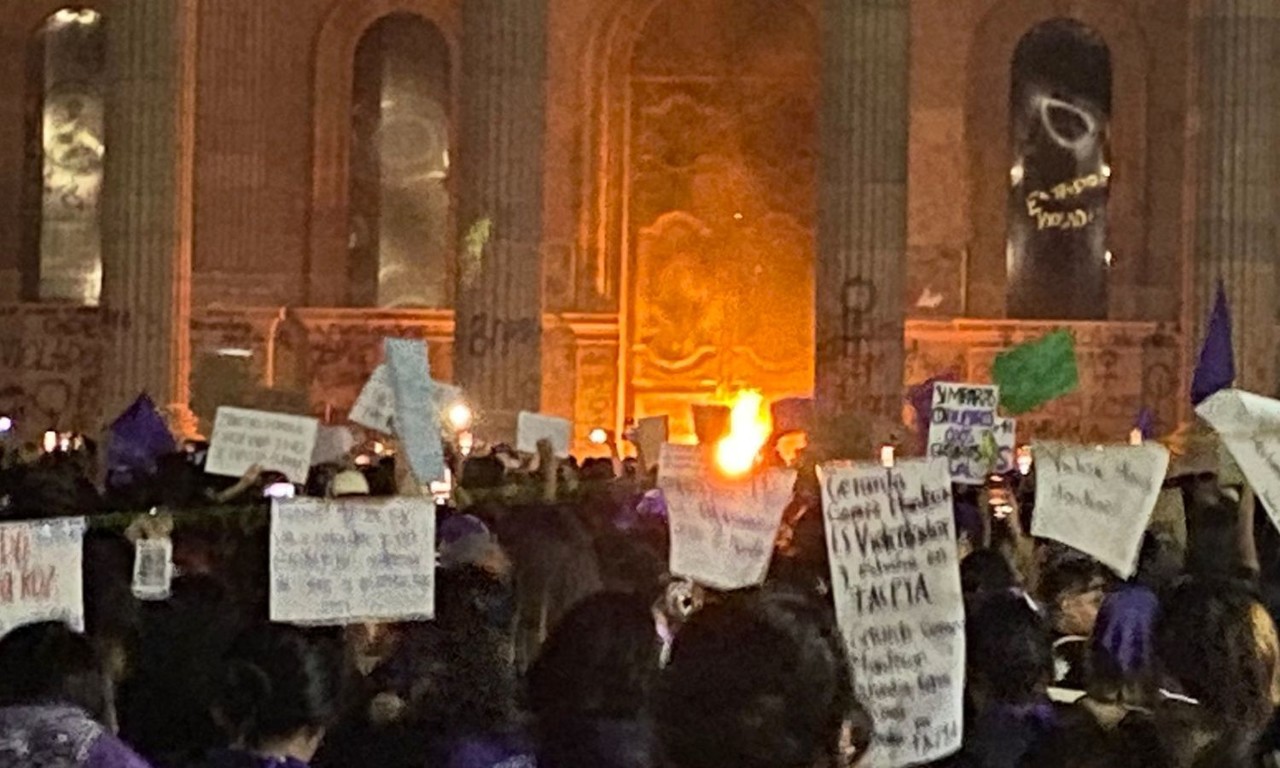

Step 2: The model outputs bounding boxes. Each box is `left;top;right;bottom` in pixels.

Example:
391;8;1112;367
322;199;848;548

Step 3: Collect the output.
714;390;772;477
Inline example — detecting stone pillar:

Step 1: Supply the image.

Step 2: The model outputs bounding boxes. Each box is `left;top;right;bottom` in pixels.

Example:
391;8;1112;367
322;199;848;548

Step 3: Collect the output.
101;0;197;427
1192;1;1280;395
455;0;548;413
815;0;911;422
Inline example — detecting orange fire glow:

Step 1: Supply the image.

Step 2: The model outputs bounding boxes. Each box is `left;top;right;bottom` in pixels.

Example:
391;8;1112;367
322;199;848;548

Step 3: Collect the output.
713;390;772;477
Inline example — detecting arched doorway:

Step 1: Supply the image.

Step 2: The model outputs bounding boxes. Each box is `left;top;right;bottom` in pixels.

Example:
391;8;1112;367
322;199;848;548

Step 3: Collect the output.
620;0;819;433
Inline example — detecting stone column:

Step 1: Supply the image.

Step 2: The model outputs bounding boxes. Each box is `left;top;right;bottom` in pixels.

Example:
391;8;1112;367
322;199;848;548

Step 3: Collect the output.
101;0;197;427
1192;1;1280;395
815;0;911;422
455;0;548;413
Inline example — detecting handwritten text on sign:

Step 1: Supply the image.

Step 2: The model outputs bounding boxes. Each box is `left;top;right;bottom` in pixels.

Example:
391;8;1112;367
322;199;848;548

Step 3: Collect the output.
0;518;85;637
1197;390;1280;533
1031;442;1169;578
658;444;795;591
928;383;1000;485
819;458;964;767
206;407;320;485
270;497;436;625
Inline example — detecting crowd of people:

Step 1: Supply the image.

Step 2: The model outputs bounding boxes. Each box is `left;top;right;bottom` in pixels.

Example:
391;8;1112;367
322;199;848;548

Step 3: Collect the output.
0;422;1277;768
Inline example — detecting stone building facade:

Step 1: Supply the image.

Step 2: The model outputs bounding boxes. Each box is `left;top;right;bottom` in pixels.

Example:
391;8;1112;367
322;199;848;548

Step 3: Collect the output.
0;0;1272;451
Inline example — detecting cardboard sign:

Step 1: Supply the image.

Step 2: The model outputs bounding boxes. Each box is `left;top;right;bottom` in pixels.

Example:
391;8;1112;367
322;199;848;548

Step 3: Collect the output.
658;444;795;591
350;365;396;433
517;412;572;458
0;518;85;637
633;415;669;471
1197;389;1280;528
928;383;999;484
270;497;436;624
205;407;320;484
818;458;964;767
1031;442;1170;577
385;339;445;483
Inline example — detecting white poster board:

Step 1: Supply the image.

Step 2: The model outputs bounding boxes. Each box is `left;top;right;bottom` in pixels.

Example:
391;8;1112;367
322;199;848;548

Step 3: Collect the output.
350;364;396;434
517;412;572;458
927;383;1000;485
818;458;964;768
385;339;446;484
270;497;436;624
205;407;320;484
658;444;795;591
1031;441;1169;577
1197;389;1280;529
0;518;85;637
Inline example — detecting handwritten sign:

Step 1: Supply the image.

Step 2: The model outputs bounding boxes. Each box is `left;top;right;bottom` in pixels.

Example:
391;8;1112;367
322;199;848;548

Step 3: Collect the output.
928;383;999;484
350;365;395;434
818;458;964;767
517;412;572;458
1031;442;1169;577
1197;389;1280;530
206;407;320;484
0;518;85;637
633;415;669;470
270;497;436;624
385;339;445;484
658;444;795;591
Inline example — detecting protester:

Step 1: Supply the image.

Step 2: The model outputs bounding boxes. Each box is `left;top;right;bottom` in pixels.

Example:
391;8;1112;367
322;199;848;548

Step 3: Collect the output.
0;621;152;768
655;589;866;768
526;592;660;768
197;625;346;768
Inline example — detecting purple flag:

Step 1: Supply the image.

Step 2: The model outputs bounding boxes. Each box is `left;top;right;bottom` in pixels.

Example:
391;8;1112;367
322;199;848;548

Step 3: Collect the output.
1134;408;1156;441
106;394;175;474
1191;282;1235;406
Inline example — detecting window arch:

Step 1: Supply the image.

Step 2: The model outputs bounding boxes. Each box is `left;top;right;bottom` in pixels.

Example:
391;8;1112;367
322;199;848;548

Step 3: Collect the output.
347;13;453;309
1007;19;1112;320
22;7;106;306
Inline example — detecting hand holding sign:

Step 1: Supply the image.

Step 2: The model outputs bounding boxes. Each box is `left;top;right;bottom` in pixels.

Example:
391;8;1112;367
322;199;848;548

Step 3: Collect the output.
205;407;319;485
1197;389;1280;529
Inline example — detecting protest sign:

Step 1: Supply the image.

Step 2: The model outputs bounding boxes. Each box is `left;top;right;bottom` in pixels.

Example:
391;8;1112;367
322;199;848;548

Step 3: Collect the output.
633;415;669;471
0;518;85;637
1031;442;1169;577
350;365;395;434
927;383;999;484
818;458;964;767
691;404;730;444
385;339;445;483
132;538;174;602
991;418;1017;474
658;444;795;591
992;330;1079;414
205;407;320;484
1197;389;1280;529
517;412;572;458
270;497;436;624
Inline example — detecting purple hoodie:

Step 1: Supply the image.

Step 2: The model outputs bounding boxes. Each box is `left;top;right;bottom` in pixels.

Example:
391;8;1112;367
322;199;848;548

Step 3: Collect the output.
0;705;152;768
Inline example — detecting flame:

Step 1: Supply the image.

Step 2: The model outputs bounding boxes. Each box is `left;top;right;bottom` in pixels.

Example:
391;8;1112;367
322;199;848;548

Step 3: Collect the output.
714;390;772;477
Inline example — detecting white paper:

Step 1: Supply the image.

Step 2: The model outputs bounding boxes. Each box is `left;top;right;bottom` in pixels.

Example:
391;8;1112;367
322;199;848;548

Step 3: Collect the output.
312;425;356;466
658;444;795;591
517;412;572;458
131;538;174;601
1031;441;1170;577
927;383;1000;485
350;365;396;434
634;416;669;471
818;458;964;768
0;518;85;637
1197;389;1280;530
385;339;446;484
270;497;436;625
205;407;320;485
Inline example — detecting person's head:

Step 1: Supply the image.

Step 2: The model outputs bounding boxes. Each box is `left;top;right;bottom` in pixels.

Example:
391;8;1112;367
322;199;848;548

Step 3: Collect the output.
212;625;345;761
1156;578;1280;735
960;549;1017;597
528;592;659;721
1086;584;1159;704
0;622;112;727
1038;553;1109;636
656;590;865;768
966;590;1053;707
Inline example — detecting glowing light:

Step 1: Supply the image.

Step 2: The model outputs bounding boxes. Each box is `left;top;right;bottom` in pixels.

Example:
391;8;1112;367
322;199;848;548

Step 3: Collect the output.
880;445;896;468
53;8;100;25
1129;428;1143;446
43;430;58;454
1016;445;1033;476
446;402;473;432
1104;250;1114;266
1101;163;1112;179
589;428;609;445
713;390;772;477
0;417;11;434
1010;162;1025;187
